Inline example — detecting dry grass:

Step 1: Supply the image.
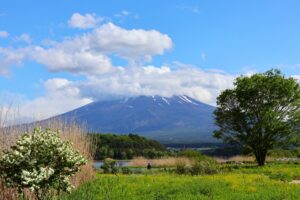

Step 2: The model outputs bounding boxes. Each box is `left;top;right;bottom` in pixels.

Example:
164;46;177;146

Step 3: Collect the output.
0;109;95;200
214;156;256;163
214;155;277;163
129;157;193;168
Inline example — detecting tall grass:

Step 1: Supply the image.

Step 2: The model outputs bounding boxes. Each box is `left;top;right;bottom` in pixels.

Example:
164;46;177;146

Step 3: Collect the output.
214;155;279;164
0;107;95;199
129;157;193;168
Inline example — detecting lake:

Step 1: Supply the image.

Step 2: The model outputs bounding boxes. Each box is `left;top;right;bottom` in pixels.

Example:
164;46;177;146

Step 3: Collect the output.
93;160;130;168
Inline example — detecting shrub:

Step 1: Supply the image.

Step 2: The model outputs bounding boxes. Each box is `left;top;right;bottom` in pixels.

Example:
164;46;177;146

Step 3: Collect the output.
120;167;132;174
101;158;118;174
292;148;300;158
0;127;87;200
190;158;219;175
175;153;219;175
175;160;188;174
268;149;295;158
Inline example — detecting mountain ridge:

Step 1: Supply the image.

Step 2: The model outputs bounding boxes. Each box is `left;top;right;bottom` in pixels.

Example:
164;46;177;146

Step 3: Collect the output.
52;95;218;143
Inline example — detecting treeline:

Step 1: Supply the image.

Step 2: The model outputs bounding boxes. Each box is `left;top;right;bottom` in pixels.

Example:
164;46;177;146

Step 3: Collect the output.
90;133;168;160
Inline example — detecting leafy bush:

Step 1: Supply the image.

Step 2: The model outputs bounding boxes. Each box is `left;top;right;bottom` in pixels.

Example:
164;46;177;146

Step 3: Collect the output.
0;127;87;200
268;149;295;158
190;158;219;175
101;158;118;174
291;147;300;158
120;167;132;174
175;152;219;175
175;160;187;175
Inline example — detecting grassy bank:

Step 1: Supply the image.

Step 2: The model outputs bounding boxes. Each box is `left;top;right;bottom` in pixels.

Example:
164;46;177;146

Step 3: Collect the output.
62;164;300;200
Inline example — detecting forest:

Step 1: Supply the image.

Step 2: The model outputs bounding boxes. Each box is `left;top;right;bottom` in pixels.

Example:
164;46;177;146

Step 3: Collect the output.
90;133;168;160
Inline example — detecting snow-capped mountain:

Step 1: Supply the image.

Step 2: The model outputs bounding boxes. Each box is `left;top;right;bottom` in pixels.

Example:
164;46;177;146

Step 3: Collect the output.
54;95;217;143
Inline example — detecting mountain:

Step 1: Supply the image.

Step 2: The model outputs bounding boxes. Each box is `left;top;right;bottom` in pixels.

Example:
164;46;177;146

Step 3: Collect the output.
54;95;218;143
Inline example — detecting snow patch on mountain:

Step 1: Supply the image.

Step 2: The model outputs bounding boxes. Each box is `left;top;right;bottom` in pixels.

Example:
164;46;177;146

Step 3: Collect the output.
161;97;170;105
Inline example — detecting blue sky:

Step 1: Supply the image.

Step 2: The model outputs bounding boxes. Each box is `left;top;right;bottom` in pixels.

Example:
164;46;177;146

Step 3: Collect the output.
0;0;300;121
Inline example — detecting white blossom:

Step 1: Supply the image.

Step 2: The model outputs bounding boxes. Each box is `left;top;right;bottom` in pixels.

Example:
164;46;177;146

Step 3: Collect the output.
0;127;87;196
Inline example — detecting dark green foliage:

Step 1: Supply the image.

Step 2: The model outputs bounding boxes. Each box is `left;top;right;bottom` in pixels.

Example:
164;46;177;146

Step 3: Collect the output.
175;161;186;175
175;151;219;175
268;147;300;158
189;156;219;175
101;158;118;174
91;133;167;160
120;167;132;174
178;150;202;158
214;69;300;166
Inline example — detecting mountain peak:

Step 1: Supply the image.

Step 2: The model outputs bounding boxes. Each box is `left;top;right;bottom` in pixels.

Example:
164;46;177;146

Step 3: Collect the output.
55;95;216;143
117;95;210;107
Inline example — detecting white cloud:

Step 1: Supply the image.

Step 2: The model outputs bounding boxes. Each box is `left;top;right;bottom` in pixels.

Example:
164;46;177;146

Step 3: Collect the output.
115;10;131;17
29;46;113;75
0;47;25;76
0;30;9;38
88;22;172;61
6;65;233;122
75;64;235;105
17;78;92;121
68;13;100;29
0;22;172;76
14;33;32;43
115;10;139;20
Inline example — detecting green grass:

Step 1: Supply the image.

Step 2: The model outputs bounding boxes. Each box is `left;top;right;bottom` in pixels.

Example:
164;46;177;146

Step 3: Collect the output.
61;164;300;200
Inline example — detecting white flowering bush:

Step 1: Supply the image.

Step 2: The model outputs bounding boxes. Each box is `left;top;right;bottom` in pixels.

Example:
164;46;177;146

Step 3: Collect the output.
0;127;87;199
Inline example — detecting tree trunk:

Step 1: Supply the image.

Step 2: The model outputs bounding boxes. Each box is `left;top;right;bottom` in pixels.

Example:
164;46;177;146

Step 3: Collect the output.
254;150;267;166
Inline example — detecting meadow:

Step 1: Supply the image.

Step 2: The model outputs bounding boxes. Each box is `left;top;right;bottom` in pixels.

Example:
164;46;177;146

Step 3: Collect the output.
61;163;300;200
1;108;299;200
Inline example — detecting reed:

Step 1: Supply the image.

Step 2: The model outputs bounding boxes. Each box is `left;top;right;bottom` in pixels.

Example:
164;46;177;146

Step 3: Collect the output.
129;156;193;168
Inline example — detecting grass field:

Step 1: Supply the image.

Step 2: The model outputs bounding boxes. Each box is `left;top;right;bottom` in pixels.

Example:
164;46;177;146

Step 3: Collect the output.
61;164;300;200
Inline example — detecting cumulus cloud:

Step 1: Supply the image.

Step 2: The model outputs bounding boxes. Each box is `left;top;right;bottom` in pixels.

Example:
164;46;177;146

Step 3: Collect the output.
29;46;113;75
76;64;235;105
17;78;92;121
0;30;9;38
0;22;172;76
89;23;172;61
68;13;100;29
6;64;233;122
0;47;25;76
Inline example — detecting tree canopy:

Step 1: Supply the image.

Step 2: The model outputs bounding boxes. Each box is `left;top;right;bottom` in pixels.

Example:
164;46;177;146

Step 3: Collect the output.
214;69;300;165
90;133;167;160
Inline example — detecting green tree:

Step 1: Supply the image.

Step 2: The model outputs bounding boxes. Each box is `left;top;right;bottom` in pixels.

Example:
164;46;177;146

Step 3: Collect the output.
214;69;300;166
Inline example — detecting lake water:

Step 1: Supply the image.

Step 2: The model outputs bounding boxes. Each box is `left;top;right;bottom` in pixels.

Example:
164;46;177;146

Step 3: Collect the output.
93;160;130;168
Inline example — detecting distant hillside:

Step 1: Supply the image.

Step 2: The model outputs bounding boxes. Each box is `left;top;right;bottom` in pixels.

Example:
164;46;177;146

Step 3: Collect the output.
52;95;218;143
91;133;167;160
